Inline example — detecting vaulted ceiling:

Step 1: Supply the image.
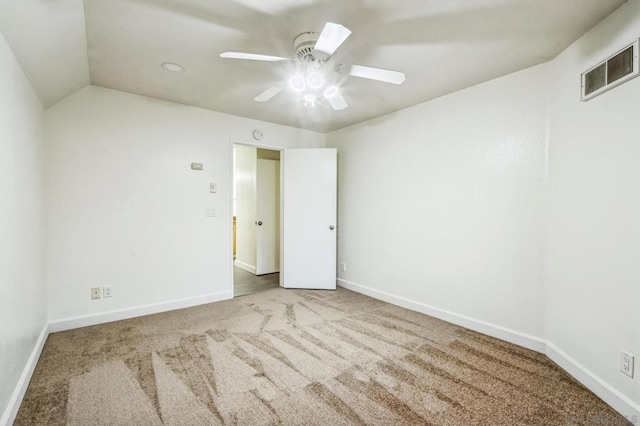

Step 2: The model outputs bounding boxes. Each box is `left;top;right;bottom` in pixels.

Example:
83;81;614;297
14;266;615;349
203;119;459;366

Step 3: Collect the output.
0;0;627;132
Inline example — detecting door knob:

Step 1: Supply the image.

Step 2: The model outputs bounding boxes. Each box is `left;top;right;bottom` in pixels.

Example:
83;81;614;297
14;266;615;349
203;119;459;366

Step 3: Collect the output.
329;225;335;230
257;221;263;226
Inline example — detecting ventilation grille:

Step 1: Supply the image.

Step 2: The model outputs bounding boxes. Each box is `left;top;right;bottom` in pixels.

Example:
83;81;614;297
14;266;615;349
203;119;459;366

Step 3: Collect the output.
581;39;639;101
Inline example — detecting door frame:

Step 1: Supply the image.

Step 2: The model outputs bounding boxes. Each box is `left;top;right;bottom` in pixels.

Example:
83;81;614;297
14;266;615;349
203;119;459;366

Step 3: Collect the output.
230;139;284;298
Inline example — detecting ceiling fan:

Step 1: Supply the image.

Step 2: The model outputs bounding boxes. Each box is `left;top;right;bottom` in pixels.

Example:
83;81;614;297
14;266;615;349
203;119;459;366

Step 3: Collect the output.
219;22;405;111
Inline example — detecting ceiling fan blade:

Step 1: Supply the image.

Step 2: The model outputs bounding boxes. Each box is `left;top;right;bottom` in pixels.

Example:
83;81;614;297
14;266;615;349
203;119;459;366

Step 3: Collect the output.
220;52;289;62
326;90;348;111
313;22;352;56
349;64;406;85
254;86;284;102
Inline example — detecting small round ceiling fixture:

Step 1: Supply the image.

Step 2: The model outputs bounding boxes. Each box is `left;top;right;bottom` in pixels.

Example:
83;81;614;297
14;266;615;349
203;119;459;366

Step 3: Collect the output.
161;62;185;72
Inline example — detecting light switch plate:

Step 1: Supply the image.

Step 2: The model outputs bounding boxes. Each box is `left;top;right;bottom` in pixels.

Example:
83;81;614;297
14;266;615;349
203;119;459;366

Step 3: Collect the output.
210;182;217;193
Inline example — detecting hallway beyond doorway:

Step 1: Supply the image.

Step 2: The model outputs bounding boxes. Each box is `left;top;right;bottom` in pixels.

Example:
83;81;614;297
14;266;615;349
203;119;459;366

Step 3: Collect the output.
234;266;279;297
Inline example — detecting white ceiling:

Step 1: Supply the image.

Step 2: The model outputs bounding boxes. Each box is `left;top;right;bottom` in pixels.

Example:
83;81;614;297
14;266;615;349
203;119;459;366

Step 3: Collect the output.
0;0;627;133
0;0;89;108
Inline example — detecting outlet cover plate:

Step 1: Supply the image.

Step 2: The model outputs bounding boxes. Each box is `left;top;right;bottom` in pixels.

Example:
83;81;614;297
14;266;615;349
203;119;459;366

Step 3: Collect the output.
91;287;101;300
103;285;112;298
621;351;634;378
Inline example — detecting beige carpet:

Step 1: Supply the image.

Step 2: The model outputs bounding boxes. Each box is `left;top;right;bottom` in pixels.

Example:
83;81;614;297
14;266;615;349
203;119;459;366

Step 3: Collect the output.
16;287;629;425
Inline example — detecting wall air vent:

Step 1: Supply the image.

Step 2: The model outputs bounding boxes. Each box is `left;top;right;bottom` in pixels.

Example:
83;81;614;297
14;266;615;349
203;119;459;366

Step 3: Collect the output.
581;39;639;101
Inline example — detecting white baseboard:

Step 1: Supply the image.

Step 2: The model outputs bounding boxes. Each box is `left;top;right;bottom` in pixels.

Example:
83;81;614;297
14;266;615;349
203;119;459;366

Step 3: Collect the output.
1;323;49;426
234;260;256;274
49;290;233;333
545;342;640;422
338;278;640;422
338;278;546;352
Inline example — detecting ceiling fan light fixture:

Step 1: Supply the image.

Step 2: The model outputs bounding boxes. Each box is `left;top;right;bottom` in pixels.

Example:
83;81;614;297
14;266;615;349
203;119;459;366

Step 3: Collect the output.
303;93;317;107
307;72;323;89
220;21;401;113
323;85;338;98
290;75;306;91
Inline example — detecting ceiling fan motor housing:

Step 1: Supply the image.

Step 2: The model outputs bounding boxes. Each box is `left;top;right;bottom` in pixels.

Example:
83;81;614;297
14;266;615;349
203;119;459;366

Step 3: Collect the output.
294;32;320;62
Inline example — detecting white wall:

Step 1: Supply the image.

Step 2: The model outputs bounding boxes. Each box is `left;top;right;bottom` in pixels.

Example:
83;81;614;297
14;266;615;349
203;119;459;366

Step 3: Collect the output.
327;0;640;415
45;86;324;321
234;145;257;272
0;32;46;421
327;63;549;337
545;0;640;408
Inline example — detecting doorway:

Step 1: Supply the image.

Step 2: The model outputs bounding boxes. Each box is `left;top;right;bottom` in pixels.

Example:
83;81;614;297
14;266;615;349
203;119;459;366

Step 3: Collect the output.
233;144;281;297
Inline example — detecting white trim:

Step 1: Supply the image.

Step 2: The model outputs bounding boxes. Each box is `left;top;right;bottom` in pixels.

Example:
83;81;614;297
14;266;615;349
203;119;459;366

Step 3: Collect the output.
338;278;545;352
234;260;256;275
545;342;640;422
338;278;640;422
1;323;49;426
49;291;232;333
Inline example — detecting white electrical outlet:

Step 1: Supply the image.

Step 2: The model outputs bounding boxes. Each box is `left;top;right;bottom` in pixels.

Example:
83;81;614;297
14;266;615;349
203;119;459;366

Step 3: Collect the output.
620;350;634;378
103;285;112;298
91;287;101;300
341;262;347;272
206;208;216;217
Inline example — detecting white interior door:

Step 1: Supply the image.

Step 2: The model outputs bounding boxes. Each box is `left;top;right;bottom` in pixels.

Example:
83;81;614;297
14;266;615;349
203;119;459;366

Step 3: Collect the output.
256;159;280;275
283;148;337;289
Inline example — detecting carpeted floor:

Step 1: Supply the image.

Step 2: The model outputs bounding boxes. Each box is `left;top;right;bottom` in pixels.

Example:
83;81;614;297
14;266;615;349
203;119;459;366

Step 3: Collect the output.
16;287;629;425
